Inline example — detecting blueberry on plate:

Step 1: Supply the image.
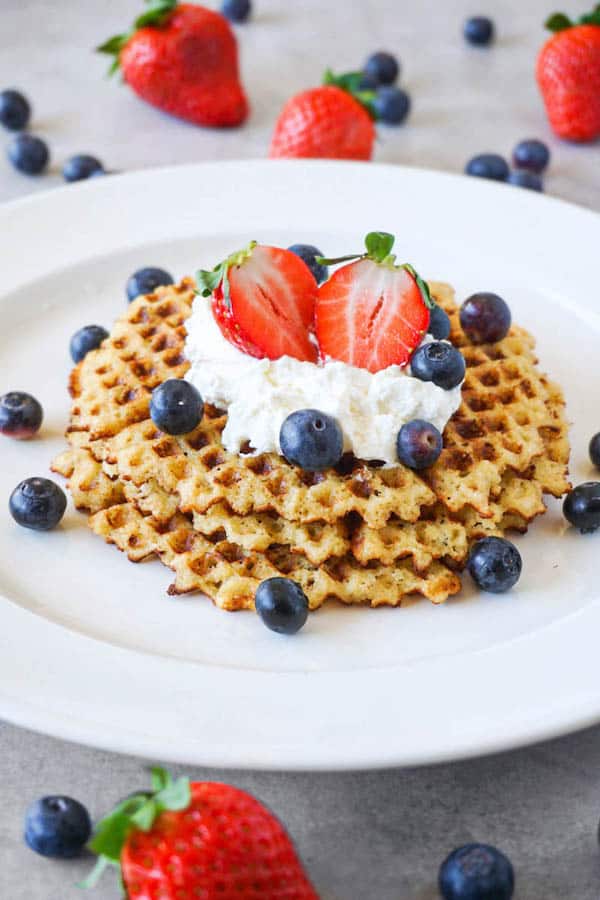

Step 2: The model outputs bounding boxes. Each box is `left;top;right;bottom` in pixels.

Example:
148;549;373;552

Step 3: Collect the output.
24;796;92;859
463;16;495;46
358;72;378;91
512;138;550;174
465;153;509;182
150;379;204;435
460;292;511;344
439;843;514;900
9;477;67;531
126;266;175;302
467;537;522;593
62;154;104;182
507;170;543;192
373;86;411;125
287;243;328;284
428;304;451;340
280;409;344;471
410;341;466;390
0;89;31;131
69;324;109;363
563;482;600;533
364;51;400;85
0;391;43;439
255;577;309;634
397;419;442;469
221;0;251;22
589;433;600;469
7;134;49;175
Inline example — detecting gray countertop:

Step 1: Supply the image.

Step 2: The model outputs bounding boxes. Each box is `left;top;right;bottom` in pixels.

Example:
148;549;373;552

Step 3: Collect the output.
2;1;600;898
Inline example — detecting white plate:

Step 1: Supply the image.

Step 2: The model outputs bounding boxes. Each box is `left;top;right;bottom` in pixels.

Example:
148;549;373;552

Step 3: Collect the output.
1;160;599;770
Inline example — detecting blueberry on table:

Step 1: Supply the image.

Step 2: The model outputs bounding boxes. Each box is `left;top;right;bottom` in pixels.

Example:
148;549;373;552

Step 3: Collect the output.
428;304;451;340
460;292;511;344
24;796;91;859
0;391;43;439
397;420;443;469
465;154;509;182
563;482;600;533
512;139;550;174
9;477;67;531
126;266;175;302
364;51;400;85
287;244;328;285
7;134;49;175
62;154;104;182
589;433;600;469
373;86;411;124
280;409;344;471
221;0;252;22
150;379;204;435
439;843;514;900
358;72;378;90
0;88;31;131
463;16;495;46
507;170;543;191
410;342;466;390
255;577;309;634
467;537;522;593
69;324;109;363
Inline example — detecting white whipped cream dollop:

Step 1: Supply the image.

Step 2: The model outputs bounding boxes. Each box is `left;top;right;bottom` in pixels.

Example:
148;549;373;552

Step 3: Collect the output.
184;296;462;467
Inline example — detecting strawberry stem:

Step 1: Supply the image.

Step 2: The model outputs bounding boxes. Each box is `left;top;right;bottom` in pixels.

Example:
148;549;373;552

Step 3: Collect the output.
96;0;177;76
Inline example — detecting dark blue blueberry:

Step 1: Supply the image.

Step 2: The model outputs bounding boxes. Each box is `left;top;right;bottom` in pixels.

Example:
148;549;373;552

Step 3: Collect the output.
439;843;514;900
0;89;31;131
410;341;465;390
279;409;344;470
69;324;109;363
468;537;522;593
507;170;543;192
7;134;49;175
9;477;67;531
428;304;451;340
463;16;495;46
465;154;509;182
150;379;204;435
255;577;309;634
364;51;400;85
460;293;511;344
62;154;104;182
221;0;251;22
589;434;600;469
373;86;410;125
512;139;550;174
358;72;378;91
24;796;91;859
126;266;175;302
0;392;43;439
287;244;328;284
563;482;600;533
397;419;442;470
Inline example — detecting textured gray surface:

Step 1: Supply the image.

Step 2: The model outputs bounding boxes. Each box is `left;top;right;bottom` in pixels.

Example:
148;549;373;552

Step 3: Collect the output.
2;0;600;898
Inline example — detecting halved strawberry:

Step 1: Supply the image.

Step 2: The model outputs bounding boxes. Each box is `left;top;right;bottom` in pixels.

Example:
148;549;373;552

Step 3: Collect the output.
315;232;432;373
197;243;318;362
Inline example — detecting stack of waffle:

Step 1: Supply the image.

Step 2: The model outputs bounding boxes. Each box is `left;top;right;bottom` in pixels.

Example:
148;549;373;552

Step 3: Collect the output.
52;278;570;611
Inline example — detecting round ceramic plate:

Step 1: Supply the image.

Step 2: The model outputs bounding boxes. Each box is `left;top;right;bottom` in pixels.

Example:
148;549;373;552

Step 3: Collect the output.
1;160;598;770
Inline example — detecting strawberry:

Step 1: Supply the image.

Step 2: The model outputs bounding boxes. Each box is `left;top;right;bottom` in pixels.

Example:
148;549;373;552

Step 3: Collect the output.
83;768;318;899
315;232;432;373
197;242;318;362
537;6;600;142
98;1;248;128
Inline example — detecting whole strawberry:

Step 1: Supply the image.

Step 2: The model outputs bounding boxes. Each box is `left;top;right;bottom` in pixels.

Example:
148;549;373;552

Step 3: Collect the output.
537;6;600;141
84;768;318;899
98;1;248;128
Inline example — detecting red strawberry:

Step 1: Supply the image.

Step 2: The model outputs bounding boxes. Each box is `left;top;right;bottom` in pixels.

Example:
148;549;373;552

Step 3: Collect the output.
197;243;319;362
84;768;318;899
315;232;432;373
98;2;248;128
537;8;600;142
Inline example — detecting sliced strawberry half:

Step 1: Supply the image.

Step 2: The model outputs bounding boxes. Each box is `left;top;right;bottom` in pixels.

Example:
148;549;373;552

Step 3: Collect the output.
197;243;318;362
315;232;432;373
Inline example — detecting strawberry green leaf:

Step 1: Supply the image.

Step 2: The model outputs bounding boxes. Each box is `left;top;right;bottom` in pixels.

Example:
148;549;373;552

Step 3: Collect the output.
322;69;377;119
79;856;112;890
196;265;226;298
579;4;600;25
151;767;172;792
402;264;435;309
365;231;395;263
544;12;573;31
134;0;177;30
130;799;158;831
156;776;192;811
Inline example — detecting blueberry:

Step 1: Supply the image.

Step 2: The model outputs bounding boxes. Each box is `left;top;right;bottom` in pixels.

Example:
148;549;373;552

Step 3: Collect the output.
589;434;600;469
0;89;31;131
373;86;411;125
364;51;400;85
410;342;466;390
62;154;104;182
512;139;550;174
280;409;344;470
460;293;511;344
0;391;43;439
439;843;514;900
9;477;67;531
287;243;328;284
563;482;600;533
467;537;522;593
221;0;251;22
24;796;91;859
69;324;109;363
463;16;495;46
428;304;451;340
150;379;204;435
126;266;175;302
465;154;509;182
397;419;442;470
7;133;49;175
507;169;543;192
255;577;309;634
358;72;378;91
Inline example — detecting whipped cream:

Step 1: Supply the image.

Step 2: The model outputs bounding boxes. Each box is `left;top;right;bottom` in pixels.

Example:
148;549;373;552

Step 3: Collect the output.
184;295;462;466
